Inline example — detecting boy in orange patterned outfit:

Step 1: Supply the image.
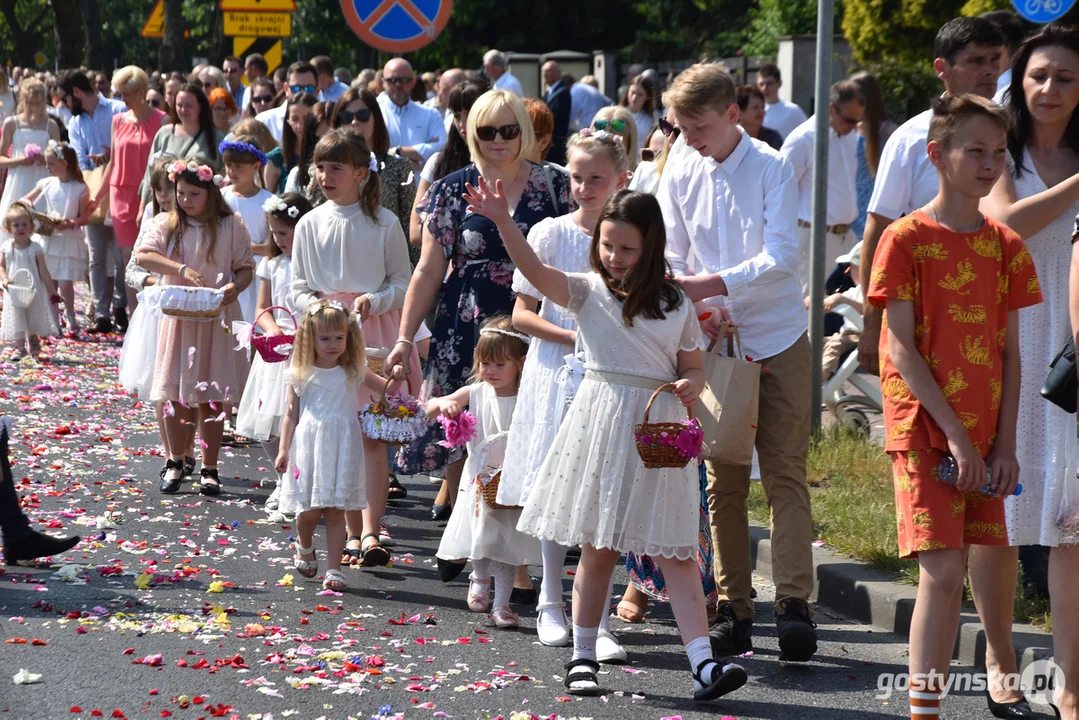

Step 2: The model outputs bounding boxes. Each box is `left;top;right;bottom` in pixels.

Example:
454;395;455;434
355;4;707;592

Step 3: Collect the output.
868;94;1042;720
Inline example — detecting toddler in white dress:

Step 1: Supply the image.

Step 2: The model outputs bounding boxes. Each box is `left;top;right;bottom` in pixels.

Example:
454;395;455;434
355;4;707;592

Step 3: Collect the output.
0;202;58;360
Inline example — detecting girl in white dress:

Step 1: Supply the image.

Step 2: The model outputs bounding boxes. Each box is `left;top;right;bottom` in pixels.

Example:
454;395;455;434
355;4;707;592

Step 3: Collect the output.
219;139;274;323
0;78;60;237
20;141;89;334
274;299;403;592
0;202;58;360
498;131;630;651
235;192;313;511
465;184;746;702
431;316;542;628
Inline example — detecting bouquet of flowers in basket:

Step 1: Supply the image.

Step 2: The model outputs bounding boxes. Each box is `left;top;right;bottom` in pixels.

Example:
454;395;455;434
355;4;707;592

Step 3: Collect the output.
360;392;427;445
436;410;478;448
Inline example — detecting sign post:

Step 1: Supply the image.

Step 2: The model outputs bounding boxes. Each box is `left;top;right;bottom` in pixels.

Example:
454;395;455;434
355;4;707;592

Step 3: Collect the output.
222;0;294;76
339;0;453;53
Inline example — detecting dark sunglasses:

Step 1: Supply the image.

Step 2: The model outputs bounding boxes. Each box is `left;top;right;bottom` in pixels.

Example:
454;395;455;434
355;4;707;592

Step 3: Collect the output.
252;94;275;104
475;124;521;142
593;118;625;132
658;117;680;139
384;76;413;86
289;84;317;94
148;98;163;108
336;108;372;126
641;148;655;163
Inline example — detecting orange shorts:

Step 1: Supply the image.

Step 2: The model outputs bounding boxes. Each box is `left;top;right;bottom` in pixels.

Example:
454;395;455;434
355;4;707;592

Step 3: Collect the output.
890;448;1008;559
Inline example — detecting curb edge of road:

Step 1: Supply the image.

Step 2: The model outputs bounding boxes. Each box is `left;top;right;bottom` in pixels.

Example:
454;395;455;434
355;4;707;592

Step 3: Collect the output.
748;525;1054;672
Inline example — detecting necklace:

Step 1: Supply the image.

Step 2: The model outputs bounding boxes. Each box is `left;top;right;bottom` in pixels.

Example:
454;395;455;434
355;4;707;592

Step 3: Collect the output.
929;202;984;234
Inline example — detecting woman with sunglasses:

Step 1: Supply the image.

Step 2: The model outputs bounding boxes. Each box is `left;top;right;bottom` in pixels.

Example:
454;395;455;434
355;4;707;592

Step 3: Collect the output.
244;77;278;120
387;89;573;515
589;106;638;170
208;88;238;133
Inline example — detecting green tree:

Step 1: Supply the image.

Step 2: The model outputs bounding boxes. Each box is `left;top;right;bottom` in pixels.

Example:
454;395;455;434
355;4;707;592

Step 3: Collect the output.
0;0;53;67
744;0;838;57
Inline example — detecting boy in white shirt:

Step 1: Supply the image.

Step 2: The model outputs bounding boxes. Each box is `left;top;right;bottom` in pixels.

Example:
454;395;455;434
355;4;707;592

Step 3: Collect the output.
756;63;807;140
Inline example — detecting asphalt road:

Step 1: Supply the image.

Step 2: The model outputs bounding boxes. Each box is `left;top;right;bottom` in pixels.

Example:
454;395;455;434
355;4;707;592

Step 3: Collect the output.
0;333;1016;720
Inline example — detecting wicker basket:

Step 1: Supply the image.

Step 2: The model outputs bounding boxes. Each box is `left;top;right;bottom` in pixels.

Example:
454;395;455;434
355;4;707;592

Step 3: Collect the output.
156;286;225;319
30;211;58;236
479;470;522;510
633;383;695;469
251;305;296;363
6;268;37;309
360;389;426;446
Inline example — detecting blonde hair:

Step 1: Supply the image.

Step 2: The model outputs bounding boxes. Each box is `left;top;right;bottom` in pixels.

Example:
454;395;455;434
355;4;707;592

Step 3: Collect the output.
566;130;630;173
591;105;638;169
291;301;367;381
662;62;736;117
3;200;33;231
16;78;46;118
111;66;149;96
469;315;528;384
466;90;536;165
928;94;1010;149
231;118;279;152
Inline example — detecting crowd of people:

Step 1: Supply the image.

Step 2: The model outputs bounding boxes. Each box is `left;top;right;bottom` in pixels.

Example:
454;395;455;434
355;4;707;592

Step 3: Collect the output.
1;10;1079;717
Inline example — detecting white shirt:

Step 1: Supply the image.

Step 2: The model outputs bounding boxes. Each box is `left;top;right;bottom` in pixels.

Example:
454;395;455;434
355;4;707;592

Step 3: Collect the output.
376;96;446;160
223;186;275;323
255;103;288;144
570;83;610;130
493;71;523;97
866;108;937;221
632;110;656;152
779;116;859;225
658;132;807;361
420;151;441;183
994;68;1012;105
763;100;808;140
319;80;350;103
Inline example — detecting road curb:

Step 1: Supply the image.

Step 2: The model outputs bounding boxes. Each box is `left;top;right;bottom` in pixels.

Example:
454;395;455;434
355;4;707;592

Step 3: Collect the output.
749;524;1053;671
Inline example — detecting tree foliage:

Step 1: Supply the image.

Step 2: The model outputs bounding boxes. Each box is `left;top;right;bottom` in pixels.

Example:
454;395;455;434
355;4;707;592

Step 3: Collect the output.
744;0;837;56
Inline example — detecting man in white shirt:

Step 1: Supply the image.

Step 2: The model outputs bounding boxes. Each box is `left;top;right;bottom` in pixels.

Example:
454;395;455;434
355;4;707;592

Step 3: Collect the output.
312;55;349;103
858;16;1003;374
377;58;446;172
483;49;523;97
657;63;818;664
423;68;466;132
779;79;865;293
568;74;611;130
981;9;1024;104
256;61;318;144
756;63;807;141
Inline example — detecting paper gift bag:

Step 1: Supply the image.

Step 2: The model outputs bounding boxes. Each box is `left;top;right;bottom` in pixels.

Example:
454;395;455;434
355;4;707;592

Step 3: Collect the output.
83;166;110;225
693;323;760;466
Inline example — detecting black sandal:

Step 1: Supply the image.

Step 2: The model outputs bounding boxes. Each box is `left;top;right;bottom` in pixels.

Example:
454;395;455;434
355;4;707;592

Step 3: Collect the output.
159;458;184;494
359;532;390;567
183;456;196;476
437;557;466;583
199;467;222;496
387;474;407;500
343;535;363;566
564;658;602;697
692;659;747;702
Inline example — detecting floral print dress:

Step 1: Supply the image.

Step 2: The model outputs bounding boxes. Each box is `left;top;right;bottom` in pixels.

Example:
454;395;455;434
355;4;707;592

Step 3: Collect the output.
395;161;573;475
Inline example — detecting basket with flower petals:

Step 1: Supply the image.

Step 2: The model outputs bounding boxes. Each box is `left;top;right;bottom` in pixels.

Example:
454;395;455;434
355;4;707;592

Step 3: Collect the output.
633;383;705;469
30;210;61;236
360;391;427;445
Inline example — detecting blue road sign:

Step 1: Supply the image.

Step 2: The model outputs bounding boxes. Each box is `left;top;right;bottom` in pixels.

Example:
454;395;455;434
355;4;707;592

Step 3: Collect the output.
341;0;452;52
1012;0;1077;23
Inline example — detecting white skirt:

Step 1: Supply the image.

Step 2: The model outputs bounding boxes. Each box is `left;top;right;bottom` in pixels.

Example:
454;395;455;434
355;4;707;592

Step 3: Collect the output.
40;232;88;282
280;415;367;514
118;303;159;398
235;351;291;441
517;378;700;560
437;471;542;566
0;288;58;340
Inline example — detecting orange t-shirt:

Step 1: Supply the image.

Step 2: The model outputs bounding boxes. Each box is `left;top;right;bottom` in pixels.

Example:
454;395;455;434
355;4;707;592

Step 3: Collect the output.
867;211;1042;454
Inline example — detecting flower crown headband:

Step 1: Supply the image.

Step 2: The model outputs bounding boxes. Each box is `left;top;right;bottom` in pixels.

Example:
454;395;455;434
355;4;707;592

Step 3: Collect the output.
168;159;224;187
311;299;350;316
263;195;302;219
47;139;69;154
578;127;624;145
218;140;268;167
480;327;530;345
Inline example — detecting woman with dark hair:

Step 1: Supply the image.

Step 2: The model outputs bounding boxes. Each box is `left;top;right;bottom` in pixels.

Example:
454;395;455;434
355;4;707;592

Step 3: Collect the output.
849;72;895;241
735;85;783;150
137;83;226;223
982;23;1079;720
264;92;317;193
244;77;278;119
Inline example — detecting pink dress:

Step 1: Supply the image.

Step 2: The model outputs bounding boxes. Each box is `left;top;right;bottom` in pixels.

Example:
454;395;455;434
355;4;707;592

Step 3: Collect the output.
110;109;166;248
143;213;256;404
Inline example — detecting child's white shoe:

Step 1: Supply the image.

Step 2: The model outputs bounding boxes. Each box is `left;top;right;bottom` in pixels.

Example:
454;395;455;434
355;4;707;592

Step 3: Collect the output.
467;576;491;613
536;605;570;647
597;628;627;664
491;606;519;628
265;486;280;511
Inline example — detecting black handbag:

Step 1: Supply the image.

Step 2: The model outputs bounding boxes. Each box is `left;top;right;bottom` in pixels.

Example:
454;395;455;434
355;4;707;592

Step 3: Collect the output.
1041;335;1077;414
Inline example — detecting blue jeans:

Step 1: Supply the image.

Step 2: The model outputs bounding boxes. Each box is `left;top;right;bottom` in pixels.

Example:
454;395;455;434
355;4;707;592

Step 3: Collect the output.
0;418;32;545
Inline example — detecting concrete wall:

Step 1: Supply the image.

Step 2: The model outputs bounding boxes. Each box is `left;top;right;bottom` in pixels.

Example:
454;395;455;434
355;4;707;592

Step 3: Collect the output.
777;35;853;116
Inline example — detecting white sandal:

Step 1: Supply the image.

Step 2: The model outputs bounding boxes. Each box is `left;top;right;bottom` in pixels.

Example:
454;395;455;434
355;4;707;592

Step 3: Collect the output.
467;575;491;613
322;568;347;591
293;541;318;579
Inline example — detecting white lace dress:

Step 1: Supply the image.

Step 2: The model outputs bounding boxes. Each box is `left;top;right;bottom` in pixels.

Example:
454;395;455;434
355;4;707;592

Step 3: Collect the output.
498;215;592;507
517;272;706;559
1;240;58;340
279;365;368;514
1008;149;1079;547
31;177;88;281
436;382;542;565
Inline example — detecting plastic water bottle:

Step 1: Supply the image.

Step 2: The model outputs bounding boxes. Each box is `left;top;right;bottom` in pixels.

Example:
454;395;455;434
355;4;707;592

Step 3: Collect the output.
937;456;1022;496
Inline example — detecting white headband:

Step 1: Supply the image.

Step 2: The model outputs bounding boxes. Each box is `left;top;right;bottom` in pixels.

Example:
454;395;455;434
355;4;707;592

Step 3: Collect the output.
480;327;530;344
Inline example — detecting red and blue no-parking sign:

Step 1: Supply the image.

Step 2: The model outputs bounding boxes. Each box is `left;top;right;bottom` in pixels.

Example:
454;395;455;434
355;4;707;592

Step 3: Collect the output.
341;0;453;52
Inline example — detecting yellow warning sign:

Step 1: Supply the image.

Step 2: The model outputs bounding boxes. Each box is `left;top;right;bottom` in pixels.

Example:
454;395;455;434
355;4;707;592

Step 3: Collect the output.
219;0;295;10
141;0;164;38
233;37;283;75
224;11;292;37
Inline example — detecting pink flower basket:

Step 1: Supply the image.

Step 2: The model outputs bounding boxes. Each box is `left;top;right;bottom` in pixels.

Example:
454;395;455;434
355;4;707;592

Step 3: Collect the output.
633;383;704;469
250;306;296;364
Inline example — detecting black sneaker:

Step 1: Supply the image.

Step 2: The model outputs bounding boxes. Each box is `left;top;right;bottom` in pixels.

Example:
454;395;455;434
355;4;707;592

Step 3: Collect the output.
4;531;80;564
775;598;818;662
87;317;113;335
114;307;129;333
709;602;753;656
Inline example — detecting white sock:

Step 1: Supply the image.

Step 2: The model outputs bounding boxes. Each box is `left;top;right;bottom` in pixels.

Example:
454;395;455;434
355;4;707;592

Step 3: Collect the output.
686;636;717;690
471;557;491;581
571;624;599;662
490;560;515;609
599;574;615;632
538;539;568;608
